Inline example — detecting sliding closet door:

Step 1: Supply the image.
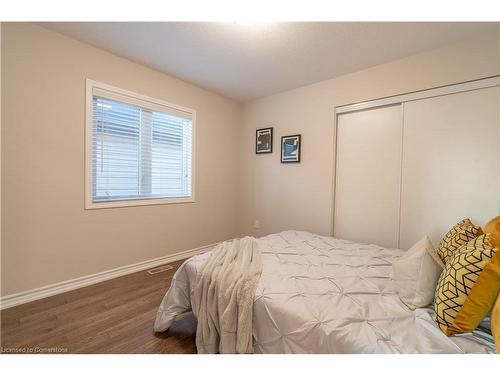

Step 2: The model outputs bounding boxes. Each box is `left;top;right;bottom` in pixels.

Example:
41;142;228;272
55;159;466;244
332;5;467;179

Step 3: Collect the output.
334;105;402;248
399;87;500;249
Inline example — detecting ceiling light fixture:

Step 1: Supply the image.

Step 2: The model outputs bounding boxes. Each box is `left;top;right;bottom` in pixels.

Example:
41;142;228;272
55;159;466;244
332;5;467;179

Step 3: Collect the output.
234;20;268;27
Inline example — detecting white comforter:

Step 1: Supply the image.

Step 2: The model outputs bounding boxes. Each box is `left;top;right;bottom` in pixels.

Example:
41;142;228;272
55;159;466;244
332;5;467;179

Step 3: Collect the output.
155;231;495;353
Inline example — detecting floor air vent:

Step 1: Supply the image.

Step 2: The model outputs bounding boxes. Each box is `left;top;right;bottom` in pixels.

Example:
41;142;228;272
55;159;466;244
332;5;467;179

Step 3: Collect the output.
147;264;174;275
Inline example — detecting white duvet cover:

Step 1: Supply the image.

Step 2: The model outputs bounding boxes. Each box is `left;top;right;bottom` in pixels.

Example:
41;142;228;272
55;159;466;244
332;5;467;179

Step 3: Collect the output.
155;231;495;353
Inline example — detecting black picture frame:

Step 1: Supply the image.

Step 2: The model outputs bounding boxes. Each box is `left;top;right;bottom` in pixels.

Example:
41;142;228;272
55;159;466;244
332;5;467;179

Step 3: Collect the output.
255;127;273;154
281;134;301;163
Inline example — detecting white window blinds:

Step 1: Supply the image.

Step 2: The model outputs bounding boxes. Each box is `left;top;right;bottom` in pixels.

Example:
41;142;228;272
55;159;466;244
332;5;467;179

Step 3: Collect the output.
89;85;193;206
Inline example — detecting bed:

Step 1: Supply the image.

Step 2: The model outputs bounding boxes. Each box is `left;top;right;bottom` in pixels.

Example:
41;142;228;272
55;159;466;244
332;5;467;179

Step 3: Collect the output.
154;230;496;353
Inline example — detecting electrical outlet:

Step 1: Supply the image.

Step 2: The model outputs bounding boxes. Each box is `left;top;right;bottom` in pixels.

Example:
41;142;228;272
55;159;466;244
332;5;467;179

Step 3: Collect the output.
253;220;261;229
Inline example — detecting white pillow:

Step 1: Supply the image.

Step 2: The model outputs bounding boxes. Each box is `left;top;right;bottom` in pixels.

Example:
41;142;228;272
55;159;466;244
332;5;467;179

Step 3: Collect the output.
392;236;444;310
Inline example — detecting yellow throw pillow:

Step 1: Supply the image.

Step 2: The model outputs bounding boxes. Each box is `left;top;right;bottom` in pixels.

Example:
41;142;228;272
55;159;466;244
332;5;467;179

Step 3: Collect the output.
485;216;500;236
434;233;500;336
492;293;500;353
438;218;482;264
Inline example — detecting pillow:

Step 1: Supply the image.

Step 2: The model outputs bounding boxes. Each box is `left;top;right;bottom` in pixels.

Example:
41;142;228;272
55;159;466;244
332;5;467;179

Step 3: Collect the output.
477;316;491;335
437;218;482;264
492;292;500;353
485;216;500;236
434;233;500;336
392;236;444;310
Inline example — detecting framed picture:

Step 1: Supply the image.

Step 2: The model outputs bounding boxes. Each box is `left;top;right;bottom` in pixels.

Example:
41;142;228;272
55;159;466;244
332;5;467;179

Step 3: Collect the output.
281;134;301;163
255;127;273;154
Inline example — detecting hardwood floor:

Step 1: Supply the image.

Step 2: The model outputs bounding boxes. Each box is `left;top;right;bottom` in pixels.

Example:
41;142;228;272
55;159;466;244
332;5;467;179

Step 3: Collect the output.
0;260;197;354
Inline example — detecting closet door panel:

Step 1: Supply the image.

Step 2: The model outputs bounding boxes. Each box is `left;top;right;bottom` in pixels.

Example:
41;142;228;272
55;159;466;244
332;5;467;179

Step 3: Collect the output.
334;105;402;248
399;87;500;249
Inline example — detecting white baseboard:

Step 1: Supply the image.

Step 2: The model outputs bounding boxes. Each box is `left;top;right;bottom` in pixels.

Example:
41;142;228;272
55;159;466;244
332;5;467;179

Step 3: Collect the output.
0;241;218;310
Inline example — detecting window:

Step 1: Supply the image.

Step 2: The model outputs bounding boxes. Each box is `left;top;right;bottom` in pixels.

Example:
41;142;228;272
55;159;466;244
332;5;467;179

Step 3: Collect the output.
85;80;195;209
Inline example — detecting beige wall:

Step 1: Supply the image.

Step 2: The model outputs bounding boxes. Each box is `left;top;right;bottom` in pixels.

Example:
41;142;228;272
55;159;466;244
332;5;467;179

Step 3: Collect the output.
1;23;242;296
2;24;500;297
0;22;2;298
239;32;500;238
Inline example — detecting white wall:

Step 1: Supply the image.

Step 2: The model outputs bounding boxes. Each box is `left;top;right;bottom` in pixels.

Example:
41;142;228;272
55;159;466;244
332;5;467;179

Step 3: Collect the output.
1;23;242;296
239;32;500;238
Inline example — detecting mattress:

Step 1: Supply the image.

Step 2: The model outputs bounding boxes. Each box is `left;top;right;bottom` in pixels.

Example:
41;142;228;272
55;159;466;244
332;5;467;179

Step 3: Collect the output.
156;230;496;353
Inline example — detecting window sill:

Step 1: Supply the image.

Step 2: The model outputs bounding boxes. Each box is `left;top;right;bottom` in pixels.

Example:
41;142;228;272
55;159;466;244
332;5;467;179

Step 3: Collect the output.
85;197;195;210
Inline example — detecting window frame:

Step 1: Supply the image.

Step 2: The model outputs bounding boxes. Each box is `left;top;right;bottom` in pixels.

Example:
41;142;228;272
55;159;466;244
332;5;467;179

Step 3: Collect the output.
85;79;196;209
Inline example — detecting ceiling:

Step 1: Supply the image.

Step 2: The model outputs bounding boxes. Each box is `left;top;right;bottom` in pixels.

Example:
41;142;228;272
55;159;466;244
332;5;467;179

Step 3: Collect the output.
43;22;498;102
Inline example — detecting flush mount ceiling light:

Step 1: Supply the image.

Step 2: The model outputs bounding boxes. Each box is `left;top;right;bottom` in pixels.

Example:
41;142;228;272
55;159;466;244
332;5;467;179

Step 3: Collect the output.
233;20;269;27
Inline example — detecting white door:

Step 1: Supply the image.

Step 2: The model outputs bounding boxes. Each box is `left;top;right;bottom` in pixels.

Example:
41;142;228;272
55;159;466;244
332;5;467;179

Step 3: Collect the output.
334;104;403;248
399;87;500;249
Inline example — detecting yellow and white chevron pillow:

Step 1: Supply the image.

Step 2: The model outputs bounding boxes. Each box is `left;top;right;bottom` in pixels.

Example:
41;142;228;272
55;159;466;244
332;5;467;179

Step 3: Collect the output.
434;233;500;336
438;218;482;264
